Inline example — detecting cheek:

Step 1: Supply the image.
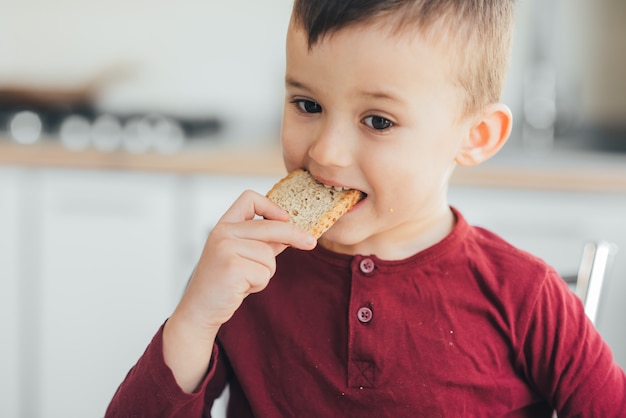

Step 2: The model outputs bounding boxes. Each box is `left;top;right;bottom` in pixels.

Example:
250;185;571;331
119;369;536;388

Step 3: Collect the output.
368;166;439;210
280;117;309;169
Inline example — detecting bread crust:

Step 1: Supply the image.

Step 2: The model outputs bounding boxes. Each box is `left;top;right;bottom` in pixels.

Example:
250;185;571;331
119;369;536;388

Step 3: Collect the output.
266;169;362;238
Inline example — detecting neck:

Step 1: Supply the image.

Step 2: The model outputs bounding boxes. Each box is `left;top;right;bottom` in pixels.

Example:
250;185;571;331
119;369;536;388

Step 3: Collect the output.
319;206;456;260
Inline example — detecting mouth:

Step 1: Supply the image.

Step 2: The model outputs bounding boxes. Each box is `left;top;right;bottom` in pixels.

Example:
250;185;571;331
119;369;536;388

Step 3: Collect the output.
302;170;368;223
312;175;368;202
322;183;367;201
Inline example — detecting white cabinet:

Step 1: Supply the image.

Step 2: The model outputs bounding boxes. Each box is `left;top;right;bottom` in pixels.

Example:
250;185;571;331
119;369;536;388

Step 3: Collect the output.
0;168;21;418
3;169;190;418
36;170;188;418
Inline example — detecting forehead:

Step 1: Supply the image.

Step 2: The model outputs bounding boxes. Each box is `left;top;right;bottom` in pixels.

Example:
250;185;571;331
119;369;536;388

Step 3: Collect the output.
285;18;459;94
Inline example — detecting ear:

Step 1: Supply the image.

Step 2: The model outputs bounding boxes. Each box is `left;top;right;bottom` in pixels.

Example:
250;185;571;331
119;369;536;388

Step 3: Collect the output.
455;103;512;167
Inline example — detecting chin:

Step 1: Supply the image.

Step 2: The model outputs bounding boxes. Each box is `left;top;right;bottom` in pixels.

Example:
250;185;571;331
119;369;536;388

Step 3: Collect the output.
318;225;369;254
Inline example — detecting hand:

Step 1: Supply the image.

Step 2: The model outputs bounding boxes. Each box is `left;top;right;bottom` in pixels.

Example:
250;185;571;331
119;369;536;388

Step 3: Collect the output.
178;189;316;331
163;190;316;392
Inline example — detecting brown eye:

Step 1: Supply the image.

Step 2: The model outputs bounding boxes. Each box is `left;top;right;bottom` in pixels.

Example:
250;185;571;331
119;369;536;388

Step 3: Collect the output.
295;99;322;114
363;115;393;130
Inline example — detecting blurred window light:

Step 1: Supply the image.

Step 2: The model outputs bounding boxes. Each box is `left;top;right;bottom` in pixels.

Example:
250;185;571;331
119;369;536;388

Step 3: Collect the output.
9;111;42;144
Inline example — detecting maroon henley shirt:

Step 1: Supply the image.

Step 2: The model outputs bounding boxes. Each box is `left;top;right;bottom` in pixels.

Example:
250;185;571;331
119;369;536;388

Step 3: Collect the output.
106;209;626;417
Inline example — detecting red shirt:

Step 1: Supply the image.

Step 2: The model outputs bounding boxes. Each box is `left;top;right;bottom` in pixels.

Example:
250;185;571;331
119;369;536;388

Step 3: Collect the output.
106;209;626;417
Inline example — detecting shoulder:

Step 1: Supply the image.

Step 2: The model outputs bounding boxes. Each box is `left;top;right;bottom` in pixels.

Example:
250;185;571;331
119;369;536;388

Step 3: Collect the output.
450;208;552;277
454;217;567;323
458;215;554;283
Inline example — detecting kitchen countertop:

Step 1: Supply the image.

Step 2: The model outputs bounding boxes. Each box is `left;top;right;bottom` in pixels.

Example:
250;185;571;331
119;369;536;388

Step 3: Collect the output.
0;139;286;176
1;138;626;193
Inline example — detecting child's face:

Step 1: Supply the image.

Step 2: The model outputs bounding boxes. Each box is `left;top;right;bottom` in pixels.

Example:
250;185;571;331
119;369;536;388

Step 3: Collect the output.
281;19;475;258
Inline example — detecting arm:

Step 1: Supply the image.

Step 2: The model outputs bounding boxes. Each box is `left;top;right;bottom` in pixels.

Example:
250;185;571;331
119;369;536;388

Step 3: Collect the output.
105;323;224;418
106;190;316;415
519;269;626;417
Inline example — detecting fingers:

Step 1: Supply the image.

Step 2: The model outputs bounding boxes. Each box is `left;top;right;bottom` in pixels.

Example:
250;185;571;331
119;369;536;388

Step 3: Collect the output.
234;219;316;251
219;189;289;223
230;239;278;293
218;190;316;252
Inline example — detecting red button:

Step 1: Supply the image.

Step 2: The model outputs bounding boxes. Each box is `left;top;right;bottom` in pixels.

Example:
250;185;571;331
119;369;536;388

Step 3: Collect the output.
359;258;375;274
357;307;373;323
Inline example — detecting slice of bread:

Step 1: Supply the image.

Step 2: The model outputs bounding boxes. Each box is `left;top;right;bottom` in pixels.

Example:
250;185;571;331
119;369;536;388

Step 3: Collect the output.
266;169;362;239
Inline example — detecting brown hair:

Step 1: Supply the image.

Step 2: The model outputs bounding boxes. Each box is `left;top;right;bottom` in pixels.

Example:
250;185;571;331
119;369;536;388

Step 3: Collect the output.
291;0;516;116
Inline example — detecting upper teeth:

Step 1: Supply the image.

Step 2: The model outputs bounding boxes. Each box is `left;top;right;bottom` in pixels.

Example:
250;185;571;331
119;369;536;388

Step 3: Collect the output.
323;184;351;192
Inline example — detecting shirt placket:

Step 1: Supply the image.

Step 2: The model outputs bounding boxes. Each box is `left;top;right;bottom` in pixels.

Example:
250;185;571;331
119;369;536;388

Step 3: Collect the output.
347;255;379;389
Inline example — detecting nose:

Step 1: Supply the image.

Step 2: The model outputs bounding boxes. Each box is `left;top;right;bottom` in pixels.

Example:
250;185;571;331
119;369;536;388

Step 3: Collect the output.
308;121;353;168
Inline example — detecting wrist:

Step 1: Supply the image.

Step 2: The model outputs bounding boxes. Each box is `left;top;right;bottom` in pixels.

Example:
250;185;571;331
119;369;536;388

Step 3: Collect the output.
165;309;220;347
162;313;218;394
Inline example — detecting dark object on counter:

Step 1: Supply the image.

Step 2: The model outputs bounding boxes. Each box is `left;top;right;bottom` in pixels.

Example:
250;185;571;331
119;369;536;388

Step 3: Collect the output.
0;84;97;136
585;126;626;152
0;64;224;146
554;125;626;154
0;84;224;146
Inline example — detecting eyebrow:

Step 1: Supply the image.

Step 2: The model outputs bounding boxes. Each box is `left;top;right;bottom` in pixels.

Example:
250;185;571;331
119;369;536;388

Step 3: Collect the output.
359;90;403;103
286;76;404;104
285;76;309;91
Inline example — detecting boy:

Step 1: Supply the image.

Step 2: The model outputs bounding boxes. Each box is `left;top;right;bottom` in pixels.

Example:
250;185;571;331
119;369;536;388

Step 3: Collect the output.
106;0;626;416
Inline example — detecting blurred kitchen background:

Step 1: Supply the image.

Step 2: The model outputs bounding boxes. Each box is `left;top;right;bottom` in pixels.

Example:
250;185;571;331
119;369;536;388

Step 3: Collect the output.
1;1;625;417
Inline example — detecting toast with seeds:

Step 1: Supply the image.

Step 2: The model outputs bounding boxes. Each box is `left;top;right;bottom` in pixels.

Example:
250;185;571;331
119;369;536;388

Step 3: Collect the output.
266;169;362;239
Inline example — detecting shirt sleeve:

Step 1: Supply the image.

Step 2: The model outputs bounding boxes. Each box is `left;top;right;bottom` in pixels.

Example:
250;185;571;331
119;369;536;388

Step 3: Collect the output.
104;322;229;418
517;268;626;417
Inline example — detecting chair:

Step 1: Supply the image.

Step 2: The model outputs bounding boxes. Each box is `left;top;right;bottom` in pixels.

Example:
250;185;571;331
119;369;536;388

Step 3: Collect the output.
563;241;618;325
